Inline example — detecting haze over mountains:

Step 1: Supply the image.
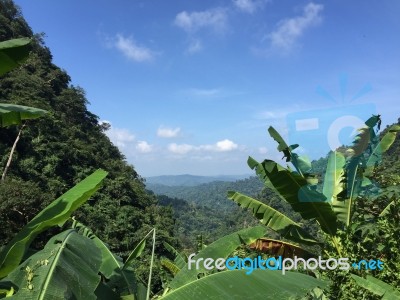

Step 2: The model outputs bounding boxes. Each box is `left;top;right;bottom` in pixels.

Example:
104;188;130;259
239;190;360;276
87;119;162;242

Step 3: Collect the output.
145;174;252;187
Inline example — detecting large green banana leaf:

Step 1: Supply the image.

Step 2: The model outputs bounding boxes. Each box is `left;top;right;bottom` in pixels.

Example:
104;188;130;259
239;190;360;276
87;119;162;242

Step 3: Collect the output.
72;219;147;300
268;126;293;161
161;259;181;277
323;151;349;224
169;226;266;289
379;198;398;217
163;242;187;270
268;126;311;175
248;157;338;236
345;117;380;200
351;275;400;299
2;229;102;299
0;103;48;127
0;169;108;278
227;191;320;245
365;124;400;176
162;270;327;300
0;38;31;76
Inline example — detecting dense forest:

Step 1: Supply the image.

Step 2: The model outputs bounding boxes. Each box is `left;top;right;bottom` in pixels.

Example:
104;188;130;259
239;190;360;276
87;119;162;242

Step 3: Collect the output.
0;0;178;291
0;0;399;299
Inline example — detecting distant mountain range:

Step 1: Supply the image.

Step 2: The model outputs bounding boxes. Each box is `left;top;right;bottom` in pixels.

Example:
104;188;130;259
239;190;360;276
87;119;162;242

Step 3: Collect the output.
144;174;252;187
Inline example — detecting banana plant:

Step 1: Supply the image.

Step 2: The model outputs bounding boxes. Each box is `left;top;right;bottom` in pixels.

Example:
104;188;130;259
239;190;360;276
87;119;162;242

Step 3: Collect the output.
228;115;399;257
159;225;326;299
350;275;400;299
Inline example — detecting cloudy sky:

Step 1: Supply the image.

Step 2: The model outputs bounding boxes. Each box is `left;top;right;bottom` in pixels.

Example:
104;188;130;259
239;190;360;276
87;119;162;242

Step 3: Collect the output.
14;0;400;176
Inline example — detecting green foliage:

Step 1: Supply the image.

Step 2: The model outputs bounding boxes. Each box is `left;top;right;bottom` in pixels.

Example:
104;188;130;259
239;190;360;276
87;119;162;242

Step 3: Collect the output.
323;151;346;224
227;191;319;245
0;169;107;278
351;275;400;299
0;178;52;244
161;270;327;300
153;177;264;250
325;193;400;299
229;117;400;299
0;103;47;127
162;242;187;270
71;219;147;299
3;229;102;299
0;2;179;292
0;37;31;76
169;226;266;290
248;156;337;236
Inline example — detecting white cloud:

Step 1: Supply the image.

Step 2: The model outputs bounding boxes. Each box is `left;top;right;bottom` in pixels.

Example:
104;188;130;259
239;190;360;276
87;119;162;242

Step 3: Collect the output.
136;141;153;153
188;88;221;97
106;127;135;148
215;139;238;151
174;8;228;33
168;143;194;154
187;38;203;54
259;147;268;154
157;127;181;138
114;34;155;62
167;139;239;155
257;110;288;120
233;0;269;14
268;2;323;51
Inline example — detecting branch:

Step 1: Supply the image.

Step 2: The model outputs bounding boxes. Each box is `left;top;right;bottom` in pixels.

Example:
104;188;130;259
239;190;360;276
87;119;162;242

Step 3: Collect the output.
1;124;26;182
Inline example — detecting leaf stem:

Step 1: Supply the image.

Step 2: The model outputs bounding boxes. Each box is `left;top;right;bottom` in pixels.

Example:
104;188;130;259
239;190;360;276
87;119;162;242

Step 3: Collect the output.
331;235;342;257
1;124;26;182
146;228;156;300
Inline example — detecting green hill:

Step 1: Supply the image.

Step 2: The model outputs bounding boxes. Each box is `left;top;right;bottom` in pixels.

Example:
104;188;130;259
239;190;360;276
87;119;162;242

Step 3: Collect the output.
0;0;177;262
147;176;263;209
145;174;251;186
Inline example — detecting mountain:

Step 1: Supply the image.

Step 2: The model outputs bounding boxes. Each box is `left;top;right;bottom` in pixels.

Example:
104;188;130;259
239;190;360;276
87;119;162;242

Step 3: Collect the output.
146;176;263;209
145;174;252;186
149;176;266;250
0;0;177;262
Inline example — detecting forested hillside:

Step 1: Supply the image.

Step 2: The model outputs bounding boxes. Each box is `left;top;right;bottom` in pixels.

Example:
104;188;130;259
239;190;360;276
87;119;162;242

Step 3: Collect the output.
0;1;178;285
150;171;322;251
150;177;264;250
145;174;251;186
148;176;263;208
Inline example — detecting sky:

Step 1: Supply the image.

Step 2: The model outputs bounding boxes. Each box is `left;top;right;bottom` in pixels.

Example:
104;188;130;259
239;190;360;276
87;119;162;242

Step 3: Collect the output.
13;0;400;176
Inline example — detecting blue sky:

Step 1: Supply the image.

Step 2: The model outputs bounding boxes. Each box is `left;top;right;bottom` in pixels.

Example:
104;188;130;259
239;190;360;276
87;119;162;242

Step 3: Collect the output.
14;0;400;176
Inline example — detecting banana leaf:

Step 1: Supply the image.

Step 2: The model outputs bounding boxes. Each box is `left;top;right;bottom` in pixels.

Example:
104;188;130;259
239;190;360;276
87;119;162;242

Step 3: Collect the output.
72;219;147;300
0;103;48;127
323;151;349;224
249;238;315;259
169;226;266;289
227;191;320;245
351;275;400;299
161;259;181;277
248;157;337;236
162;270;327;300
0;38;31;76
0;169;108;278
364;124;400;176
1;229;101;299
268;126;311;175
163;242;187;270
